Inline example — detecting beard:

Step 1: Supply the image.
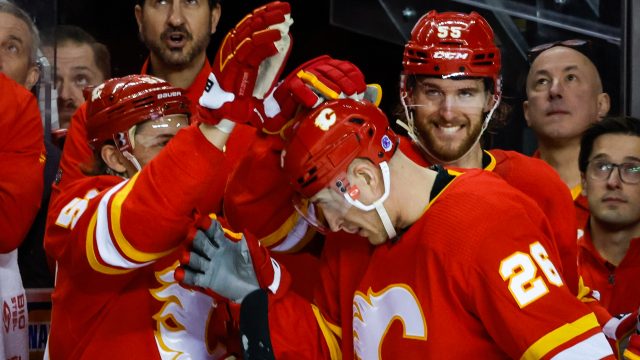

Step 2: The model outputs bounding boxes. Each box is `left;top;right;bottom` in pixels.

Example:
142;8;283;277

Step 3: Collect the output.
141;24;210;68
414;115;483;163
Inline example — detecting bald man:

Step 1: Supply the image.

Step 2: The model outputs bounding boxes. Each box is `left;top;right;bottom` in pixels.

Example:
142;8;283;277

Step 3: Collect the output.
524;42;610;198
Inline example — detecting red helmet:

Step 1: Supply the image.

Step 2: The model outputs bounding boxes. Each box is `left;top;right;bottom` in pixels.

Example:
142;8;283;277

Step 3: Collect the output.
85;74;191;151
402;11;501;95
281;99;399;198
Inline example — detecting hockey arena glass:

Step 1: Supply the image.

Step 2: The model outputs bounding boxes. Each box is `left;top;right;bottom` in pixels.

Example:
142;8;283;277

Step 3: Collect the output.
527;39;591;64
586;160;640;184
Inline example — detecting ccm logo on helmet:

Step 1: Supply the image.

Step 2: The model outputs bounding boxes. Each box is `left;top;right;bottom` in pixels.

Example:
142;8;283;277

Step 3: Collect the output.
157;91;182;100
315;108;336;131
433;51;468;60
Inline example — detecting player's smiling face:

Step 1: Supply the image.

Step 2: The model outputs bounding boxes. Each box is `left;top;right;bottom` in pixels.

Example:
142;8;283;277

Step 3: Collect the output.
410;77;493;162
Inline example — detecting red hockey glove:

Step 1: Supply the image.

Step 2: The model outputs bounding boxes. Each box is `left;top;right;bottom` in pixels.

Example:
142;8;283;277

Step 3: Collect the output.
198;1;293;130
260;55;382;136
175;216;289;303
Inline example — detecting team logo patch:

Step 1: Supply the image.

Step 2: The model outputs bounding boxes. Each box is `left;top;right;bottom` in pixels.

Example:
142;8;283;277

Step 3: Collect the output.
314;108;336;131
381;135;393;152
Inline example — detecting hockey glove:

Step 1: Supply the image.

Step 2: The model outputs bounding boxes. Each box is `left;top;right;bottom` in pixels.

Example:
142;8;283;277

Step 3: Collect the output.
262;55;382;136
175;216;285;303
198;1;293;131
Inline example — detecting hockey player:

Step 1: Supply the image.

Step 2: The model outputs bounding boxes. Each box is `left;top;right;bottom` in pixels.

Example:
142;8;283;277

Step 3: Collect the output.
44;3;294;357
178;98;615;359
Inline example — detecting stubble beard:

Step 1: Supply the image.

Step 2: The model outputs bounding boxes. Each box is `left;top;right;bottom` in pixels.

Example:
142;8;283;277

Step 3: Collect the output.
415;116;482;163
142;26;210;68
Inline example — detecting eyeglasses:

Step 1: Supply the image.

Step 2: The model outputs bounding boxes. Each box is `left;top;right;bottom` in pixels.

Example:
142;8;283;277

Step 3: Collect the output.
527;39;592;64
586;160;640;184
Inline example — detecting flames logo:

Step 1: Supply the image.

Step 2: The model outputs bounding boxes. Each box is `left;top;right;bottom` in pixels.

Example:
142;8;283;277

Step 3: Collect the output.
149;263;227;359
314;108;337;131
352;285;427;359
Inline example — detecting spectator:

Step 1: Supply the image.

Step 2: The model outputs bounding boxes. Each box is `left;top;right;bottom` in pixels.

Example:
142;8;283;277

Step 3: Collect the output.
54;0;254;204
0;0;39;89
577;116;640;356
42;25;110;131
524;39;610;202
0;2;46;358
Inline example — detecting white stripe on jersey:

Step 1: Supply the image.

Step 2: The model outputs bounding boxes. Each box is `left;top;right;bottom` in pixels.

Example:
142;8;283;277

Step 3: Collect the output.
95;179;152;269
551;333;613;359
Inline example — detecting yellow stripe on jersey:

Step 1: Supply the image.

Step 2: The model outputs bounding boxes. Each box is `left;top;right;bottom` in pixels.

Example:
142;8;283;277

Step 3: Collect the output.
111;173;174;263
483;150;497;171
86;211;133;275
624;348;640;360
258;210;299;248
209;213;244;240
576;276;597;303
520;313;600;360
570;183;582;200
311;304;343;360
421;169;462;215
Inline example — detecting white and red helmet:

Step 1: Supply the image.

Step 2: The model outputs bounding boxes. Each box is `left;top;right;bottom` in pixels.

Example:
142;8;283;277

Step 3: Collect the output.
86;74;191;153
281;99;399;199
401;10;501;96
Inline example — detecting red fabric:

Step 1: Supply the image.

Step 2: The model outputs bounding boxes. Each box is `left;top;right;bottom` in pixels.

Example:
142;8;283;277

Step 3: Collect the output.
575;193;591;238
0;73;45;252
488;149;580;295
265;170;610;359
577;230;640;316
45;126;230;359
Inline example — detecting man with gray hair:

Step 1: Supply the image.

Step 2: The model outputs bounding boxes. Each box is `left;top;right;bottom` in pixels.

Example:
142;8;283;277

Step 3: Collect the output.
0;2;45;359
0;0;40;89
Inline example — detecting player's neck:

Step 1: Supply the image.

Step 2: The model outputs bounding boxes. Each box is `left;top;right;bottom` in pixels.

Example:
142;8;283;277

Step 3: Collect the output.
148;52;206;89
537;141;581;190
389;151;437;229
589;218;640;266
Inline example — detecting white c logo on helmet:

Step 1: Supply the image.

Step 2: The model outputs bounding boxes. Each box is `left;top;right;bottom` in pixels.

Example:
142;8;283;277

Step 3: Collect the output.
314;108;336;131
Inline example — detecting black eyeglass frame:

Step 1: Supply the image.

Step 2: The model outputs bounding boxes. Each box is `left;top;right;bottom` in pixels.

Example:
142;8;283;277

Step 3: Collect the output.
586;160;640;185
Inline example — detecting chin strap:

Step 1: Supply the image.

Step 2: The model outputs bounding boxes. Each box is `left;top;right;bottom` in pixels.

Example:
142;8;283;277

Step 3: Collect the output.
342;161;397;239
122;150;142;173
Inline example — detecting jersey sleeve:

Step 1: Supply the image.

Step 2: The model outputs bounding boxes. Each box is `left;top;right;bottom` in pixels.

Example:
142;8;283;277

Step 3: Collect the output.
224;134;315;252
453;189;612;359
46;125;228;273
0;76;45;252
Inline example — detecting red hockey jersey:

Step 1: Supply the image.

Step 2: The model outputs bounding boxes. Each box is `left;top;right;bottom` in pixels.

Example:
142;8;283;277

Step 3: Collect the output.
486;149;580;294
45;126;230;359
0;73;45;252
260;169;613;359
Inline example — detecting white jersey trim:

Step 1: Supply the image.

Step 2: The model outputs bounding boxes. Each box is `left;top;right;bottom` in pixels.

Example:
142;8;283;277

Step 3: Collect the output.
95;179;152;269
550;333;613;360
